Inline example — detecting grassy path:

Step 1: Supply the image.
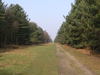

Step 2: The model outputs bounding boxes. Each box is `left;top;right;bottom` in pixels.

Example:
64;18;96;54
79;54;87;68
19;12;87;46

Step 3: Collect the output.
0;44;58;75
61;45;100;75
56;44;95;75
0;43;99;75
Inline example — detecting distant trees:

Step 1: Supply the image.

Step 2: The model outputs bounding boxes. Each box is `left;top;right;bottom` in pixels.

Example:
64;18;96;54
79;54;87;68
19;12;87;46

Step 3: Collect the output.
43;31;52;43
55;0;100;52
0;0;51;48
29;22;52;44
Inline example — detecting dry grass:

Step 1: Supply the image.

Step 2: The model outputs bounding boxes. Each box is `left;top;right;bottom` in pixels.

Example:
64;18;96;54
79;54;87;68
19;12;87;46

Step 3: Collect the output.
62;45;100;75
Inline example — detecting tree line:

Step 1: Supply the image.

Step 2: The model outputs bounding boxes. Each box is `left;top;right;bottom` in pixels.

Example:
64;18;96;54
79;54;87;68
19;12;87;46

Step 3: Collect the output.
55;0;100;53
0;0;51;48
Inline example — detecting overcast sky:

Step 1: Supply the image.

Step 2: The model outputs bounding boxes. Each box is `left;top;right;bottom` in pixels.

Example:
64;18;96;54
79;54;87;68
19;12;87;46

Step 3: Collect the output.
3;0;74;40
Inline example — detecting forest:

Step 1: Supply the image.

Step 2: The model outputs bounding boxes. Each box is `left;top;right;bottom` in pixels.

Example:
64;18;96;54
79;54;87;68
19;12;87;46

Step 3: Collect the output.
55;0;100;53
0;0;51;48
0;0;100;75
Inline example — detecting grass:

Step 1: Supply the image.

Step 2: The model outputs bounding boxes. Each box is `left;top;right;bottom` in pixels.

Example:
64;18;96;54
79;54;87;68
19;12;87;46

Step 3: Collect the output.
0;44;58;75
62;45;100;75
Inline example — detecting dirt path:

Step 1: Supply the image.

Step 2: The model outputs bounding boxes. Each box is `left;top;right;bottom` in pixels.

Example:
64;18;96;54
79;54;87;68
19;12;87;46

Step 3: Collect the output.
56;45;95;75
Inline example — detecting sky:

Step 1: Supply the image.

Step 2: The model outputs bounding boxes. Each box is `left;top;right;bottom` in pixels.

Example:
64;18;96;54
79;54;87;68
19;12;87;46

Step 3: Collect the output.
3;0;74;40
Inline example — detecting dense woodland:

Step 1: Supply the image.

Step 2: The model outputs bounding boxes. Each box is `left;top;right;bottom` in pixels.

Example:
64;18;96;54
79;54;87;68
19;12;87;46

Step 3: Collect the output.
0;0;51;48
55;0;100;53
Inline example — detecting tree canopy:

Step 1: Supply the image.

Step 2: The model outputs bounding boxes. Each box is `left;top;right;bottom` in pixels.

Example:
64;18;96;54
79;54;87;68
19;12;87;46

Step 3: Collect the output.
55;0;100;52
0;0;51;48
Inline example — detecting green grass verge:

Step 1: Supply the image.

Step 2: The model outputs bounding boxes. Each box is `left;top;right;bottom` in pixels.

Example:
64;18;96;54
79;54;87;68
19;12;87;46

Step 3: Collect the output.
0;44;58;75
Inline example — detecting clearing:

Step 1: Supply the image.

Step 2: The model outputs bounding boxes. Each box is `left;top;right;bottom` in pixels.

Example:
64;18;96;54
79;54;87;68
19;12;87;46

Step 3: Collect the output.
0;43;100;75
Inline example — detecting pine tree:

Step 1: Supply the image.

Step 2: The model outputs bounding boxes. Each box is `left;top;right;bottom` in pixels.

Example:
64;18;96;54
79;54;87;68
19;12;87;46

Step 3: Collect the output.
0;0;7;47
6;4;30;44
56;0;100;52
